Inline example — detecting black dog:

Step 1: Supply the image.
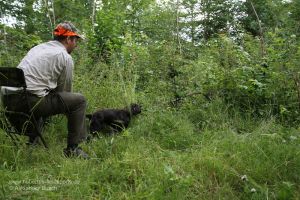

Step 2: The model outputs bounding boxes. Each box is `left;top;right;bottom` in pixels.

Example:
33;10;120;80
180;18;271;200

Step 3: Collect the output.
86;103;141;136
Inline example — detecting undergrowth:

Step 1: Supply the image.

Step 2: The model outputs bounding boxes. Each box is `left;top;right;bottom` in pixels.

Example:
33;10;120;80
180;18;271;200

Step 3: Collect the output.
1;94;299;199
1;51;300;199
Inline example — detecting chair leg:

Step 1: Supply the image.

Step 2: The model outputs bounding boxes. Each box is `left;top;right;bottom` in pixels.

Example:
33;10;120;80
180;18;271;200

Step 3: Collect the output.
6;132;19;147
32;116;48;149
1;114;21;147
27;136;38;145
38;134;48;148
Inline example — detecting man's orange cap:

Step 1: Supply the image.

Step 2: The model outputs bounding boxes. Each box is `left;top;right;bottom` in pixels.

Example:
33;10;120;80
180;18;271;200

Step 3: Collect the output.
53;22;83;39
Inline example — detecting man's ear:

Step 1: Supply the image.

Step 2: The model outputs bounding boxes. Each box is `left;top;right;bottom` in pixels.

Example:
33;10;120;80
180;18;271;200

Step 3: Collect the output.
66;36;73;44
86;114;92;120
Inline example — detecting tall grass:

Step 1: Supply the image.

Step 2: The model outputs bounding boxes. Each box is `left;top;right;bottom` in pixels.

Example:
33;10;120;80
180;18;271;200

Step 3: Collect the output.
0;58;300;199
1;95;299;199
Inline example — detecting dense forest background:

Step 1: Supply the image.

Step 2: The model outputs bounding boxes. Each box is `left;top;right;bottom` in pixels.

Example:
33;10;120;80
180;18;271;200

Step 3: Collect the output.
1;0;300;123
1;0;300;199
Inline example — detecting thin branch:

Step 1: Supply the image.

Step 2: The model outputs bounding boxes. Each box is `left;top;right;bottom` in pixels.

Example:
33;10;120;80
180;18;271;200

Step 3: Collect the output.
51;0;56;26
0;12;13;66
44;0;54;37
176;0;182;55
92;0;96;32
249;0;266;57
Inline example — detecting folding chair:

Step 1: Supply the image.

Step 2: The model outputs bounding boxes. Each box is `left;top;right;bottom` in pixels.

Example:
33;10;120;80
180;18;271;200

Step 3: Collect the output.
0;67;48;148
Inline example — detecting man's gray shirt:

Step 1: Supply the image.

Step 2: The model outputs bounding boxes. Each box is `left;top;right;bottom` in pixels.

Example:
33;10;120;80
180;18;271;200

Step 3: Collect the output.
18;40;73;97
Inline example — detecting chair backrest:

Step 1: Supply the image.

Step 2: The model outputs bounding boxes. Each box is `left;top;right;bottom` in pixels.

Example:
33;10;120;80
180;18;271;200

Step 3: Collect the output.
0;67;26;88
0;67;48;148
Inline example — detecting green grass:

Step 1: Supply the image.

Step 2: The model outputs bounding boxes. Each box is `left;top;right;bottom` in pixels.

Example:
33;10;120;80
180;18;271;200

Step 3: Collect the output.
0;66;300;199
0;105;300;199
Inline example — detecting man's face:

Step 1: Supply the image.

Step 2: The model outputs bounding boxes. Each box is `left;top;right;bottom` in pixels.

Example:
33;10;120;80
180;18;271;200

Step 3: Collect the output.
66;37;79;54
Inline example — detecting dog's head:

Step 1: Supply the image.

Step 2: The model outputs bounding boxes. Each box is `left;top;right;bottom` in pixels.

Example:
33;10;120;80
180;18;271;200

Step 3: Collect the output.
130;103;141;115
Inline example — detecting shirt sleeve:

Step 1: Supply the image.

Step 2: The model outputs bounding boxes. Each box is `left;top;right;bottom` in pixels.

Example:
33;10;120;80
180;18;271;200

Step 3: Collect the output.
56;53;74;92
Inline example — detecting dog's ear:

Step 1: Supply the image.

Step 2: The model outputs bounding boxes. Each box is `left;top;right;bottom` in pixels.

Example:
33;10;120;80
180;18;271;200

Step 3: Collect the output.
86;114;93;120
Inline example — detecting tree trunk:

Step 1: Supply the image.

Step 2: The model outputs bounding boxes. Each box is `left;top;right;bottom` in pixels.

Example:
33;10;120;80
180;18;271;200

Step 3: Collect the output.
249;0;266;57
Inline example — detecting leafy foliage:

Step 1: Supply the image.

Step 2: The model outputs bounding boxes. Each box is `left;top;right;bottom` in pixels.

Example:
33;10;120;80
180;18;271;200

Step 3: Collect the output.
0;24;41;67
1;0;300;199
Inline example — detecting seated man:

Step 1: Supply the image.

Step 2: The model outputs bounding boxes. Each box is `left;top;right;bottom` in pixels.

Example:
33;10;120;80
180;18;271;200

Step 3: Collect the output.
3;21;89;159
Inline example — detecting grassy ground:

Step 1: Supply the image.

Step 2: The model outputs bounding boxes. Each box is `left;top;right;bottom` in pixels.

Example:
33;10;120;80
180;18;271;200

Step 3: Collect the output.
0;103;300;199
1;66;300;199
